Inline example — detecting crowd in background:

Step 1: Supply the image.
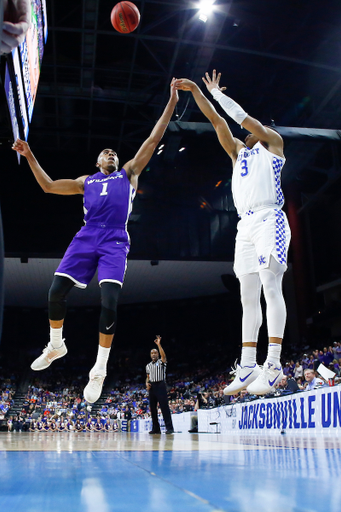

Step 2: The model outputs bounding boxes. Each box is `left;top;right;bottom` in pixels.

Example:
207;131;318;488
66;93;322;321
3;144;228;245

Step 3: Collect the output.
0;369;17;420
1;340;341;431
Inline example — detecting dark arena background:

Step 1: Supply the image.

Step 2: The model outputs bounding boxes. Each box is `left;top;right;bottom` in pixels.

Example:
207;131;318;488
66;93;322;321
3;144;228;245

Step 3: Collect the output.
0;1;341;511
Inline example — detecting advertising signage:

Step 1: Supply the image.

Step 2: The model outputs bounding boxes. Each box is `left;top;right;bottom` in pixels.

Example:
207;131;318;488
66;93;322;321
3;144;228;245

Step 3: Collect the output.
2;0;47;149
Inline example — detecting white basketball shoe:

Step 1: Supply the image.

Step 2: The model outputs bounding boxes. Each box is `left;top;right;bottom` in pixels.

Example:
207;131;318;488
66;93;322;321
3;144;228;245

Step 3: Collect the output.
247;361;283;395
223;362;261;395
83;367;106;404
31;341;67;371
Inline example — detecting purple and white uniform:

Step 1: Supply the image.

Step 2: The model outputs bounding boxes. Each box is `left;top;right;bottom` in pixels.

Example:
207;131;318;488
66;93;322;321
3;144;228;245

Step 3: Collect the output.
55;168;136;288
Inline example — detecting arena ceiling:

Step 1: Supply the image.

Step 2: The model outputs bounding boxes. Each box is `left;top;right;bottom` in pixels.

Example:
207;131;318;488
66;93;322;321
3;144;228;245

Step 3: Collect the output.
1;0;341;306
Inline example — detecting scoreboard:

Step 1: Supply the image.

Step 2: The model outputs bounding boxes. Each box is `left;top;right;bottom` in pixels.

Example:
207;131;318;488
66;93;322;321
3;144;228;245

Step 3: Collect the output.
0;0;48;159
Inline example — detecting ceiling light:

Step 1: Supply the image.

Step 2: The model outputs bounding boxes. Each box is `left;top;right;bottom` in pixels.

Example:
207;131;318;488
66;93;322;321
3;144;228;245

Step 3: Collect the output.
198;0;215;22
179;147;185;152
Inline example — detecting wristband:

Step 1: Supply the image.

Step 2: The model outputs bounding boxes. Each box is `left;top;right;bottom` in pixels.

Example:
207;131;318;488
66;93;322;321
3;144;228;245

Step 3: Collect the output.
211;88;247;125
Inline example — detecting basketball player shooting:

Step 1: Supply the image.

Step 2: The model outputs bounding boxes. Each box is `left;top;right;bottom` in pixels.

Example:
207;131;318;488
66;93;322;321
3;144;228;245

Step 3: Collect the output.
12;78;179;404
175;71;290;395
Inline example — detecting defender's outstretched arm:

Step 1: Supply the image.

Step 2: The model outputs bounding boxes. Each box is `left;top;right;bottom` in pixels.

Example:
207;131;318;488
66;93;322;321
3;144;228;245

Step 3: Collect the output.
12;139;86;195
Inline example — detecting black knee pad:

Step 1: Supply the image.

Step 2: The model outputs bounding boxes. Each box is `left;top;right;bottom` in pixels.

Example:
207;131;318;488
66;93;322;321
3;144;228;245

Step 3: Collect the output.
48;276;74;321
99;282;121;335
99;306;117;335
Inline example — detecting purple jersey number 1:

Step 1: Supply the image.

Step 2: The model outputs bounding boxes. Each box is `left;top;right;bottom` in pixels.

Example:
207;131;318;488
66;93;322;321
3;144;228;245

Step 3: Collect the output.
100;182;108;195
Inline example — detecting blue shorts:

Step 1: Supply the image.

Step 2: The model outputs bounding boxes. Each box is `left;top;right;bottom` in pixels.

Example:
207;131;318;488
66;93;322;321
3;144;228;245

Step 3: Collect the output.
55;223;130;288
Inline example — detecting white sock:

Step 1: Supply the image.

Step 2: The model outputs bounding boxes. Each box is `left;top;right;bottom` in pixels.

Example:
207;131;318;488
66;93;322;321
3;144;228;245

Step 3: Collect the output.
94;345;111;372
240;346;257;367
50;327;64;349
266;343;282;366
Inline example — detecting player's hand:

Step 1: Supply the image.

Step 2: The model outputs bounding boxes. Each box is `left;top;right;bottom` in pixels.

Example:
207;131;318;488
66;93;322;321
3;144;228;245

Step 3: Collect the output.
154;335;161;346
170;78;179;102
174;78;196;92
202;70;226;94
1;0;30;54
12;138;31;157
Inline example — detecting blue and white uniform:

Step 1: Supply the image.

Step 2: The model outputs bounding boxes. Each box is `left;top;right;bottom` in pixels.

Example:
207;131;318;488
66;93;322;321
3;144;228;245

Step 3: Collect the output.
232;142;291;277
55;168;136;288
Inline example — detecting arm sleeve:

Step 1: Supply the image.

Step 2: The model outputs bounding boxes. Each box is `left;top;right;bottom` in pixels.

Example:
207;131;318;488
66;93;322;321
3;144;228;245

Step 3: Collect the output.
211;88;248;125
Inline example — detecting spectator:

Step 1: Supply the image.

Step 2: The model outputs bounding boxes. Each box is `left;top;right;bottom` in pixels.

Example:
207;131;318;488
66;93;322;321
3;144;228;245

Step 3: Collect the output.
277;375;299;394
289;360;295;376
49;419;57;432
303;369;326;391
312;350;320;371
94;417;103;432
75;419;84;432
322;347;334;366
294;361;303;379
283;362;291;376
331;359;340;375
333;341;341;360
307;355;315;370
301;354;310;370
237;389;252;403
296;377;304;390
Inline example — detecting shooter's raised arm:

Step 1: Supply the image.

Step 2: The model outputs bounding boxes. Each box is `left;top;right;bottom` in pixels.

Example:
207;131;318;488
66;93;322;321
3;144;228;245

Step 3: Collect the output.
202;70;283;157
174;77;243;162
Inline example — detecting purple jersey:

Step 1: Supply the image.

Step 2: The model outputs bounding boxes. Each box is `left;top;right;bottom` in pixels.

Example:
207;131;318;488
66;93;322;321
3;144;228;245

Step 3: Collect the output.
83;168;136;230
55;167;135;288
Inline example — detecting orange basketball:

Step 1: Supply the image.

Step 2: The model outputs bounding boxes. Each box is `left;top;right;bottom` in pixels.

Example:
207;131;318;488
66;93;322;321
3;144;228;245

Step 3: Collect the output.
111;2;140;34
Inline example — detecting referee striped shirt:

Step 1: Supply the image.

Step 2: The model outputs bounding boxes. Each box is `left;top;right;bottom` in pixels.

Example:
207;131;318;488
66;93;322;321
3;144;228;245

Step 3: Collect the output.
146;359;167;382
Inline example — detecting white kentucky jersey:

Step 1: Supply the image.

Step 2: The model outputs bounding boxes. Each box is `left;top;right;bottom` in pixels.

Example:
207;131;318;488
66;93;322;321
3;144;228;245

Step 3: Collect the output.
232;142;285;216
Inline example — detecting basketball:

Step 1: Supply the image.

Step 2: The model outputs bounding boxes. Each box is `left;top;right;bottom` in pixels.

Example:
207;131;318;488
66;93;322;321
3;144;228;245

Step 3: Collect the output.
111;2;140;34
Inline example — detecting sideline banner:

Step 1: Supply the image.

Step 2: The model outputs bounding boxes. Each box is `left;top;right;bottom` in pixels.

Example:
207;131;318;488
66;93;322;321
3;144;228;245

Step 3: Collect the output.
134;412;193;433
198;387;341;434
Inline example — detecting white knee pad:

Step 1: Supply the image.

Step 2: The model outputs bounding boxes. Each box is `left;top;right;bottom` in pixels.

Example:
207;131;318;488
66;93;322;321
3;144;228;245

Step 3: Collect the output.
239;273;263;343
259;256;286;338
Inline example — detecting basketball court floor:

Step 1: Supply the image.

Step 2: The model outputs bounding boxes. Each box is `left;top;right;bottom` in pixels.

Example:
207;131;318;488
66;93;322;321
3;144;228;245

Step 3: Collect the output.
1;431;340;511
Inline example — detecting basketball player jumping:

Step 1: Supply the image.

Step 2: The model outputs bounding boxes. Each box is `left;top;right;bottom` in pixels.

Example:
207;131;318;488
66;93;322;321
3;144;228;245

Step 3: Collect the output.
175;72;290;395
12;79;179;404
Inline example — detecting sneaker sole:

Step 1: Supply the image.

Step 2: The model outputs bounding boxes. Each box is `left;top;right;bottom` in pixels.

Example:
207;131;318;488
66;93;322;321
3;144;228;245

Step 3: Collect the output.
83;391;102;404
83;376;105;404
31;349;68;371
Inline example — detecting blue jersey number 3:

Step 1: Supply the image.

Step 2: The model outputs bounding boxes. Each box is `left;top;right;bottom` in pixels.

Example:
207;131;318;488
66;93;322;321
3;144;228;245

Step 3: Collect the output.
240;159;248;177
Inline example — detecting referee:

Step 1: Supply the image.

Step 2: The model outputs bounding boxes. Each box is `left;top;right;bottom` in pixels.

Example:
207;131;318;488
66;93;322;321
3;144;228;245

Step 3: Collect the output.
146;335;174;434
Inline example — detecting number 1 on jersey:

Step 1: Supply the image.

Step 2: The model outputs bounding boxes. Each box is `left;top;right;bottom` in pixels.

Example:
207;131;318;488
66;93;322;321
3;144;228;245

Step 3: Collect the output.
100;182;108;196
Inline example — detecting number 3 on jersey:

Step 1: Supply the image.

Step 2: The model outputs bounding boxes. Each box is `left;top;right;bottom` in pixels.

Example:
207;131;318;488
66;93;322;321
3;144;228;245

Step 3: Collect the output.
100;182;108;196
240;159;248;177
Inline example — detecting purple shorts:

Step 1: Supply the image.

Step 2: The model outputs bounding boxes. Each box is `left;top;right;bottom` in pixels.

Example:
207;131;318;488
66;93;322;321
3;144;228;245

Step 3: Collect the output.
55;224;130;288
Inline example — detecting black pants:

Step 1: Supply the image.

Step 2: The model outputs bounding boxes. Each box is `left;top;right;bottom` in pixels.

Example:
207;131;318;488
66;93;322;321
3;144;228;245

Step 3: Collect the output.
149;381;173;431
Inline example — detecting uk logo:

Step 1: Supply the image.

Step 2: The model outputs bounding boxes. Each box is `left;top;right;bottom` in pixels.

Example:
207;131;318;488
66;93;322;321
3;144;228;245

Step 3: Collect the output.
259;255;266;265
